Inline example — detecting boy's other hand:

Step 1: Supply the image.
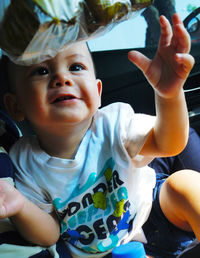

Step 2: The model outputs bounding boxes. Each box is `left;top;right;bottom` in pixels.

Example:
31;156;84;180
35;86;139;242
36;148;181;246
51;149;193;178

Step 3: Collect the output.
0;179;24;218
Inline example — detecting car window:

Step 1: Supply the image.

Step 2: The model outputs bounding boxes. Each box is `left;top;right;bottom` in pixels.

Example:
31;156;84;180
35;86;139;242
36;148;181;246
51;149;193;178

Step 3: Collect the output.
88;0;199;51
89;0;200;134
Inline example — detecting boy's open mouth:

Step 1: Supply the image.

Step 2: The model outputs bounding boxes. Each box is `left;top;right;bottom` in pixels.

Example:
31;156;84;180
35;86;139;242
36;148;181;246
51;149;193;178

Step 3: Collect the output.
51;94;76;103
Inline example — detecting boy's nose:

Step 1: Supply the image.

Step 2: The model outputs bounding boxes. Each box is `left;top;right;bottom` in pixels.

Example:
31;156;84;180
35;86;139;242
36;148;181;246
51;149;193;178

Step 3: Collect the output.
51;74;73;88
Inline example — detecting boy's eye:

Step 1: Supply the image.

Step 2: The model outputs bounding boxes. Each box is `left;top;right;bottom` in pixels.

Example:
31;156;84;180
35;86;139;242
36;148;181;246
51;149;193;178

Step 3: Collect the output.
69;64;85;72
32;67;49;76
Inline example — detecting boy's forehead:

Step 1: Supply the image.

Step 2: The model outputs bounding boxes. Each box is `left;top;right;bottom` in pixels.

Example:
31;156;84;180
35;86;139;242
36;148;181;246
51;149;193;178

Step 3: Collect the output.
62;41;90;58
71;41;88;50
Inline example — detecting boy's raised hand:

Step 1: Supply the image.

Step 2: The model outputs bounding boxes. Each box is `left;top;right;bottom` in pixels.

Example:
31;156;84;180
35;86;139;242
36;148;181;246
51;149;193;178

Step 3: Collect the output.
128;13;194;99
0;179;24;218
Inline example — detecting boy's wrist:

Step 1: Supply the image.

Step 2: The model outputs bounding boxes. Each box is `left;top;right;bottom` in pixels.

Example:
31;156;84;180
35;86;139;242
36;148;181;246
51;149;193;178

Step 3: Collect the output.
10;190;26;218
155;89;186;105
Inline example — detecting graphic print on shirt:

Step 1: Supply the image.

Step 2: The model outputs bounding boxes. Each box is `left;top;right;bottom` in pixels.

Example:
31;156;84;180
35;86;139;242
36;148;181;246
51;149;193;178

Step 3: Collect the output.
53;158;135;253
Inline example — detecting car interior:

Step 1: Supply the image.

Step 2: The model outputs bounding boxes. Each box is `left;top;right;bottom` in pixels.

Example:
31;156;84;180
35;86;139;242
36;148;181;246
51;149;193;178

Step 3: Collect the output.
0;0;200;257
90;1;200;135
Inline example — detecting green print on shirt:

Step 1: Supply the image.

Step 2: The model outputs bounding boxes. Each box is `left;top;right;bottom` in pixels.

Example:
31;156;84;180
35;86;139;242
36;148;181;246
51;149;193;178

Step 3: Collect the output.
53;158;115;210
104;167;113;181
58;158;132;253
92;190;107;210
113;198;125;217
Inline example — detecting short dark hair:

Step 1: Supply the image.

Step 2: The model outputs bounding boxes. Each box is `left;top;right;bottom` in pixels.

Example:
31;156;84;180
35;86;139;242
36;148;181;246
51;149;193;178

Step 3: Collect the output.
86;41;97;77
0;55;12;89
0;55;11;110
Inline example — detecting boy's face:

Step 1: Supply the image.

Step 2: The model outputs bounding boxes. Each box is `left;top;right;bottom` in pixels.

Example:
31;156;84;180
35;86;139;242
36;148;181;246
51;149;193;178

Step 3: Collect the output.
4;42;102;132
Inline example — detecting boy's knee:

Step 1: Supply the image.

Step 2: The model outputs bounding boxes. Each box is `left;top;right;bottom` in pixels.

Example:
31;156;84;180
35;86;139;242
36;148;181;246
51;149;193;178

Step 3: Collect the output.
160;169;200;230
166;169;200;192
163;169;200;205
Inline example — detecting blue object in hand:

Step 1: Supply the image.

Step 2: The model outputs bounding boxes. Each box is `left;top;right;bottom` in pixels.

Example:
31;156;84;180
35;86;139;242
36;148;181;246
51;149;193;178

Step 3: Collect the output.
112;241;146;258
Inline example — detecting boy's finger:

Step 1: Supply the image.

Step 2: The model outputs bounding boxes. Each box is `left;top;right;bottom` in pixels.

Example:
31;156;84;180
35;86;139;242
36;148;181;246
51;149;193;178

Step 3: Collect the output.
0;206;7;218
158;15;172;48
175;53;195;78
128;50;151;74
172;13;182;26
171;14;191;53
171;24;191;53
0;193;6;218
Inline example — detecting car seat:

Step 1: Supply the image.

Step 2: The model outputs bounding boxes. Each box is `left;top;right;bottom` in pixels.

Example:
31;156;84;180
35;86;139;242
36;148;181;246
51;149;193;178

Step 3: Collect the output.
0;109;71;258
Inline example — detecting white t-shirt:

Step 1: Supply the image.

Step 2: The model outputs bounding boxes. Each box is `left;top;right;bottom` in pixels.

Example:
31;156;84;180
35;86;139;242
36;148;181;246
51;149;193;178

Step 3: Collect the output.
9;103;156;257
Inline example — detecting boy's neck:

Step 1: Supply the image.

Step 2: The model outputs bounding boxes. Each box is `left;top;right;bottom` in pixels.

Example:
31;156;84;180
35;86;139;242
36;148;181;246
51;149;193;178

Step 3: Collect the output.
33;120;92;159
39;135;82;159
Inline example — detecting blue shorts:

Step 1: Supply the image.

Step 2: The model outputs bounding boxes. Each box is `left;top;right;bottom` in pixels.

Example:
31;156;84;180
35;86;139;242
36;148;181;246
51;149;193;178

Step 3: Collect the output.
142;173;195;258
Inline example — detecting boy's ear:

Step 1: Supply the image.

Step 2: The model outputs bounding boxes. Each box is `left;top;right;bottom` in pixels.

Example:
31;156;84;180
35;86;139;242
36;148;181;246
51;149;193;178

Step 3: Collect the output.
96;79;102;108
97;79;102;97
3;93;25;121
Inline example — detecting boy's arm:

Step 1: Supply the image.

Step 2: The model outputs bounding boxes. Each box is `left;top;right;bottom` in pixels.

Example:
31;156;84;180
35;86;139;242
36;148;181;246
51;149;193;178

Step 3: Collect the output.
0;179;60;246
128;14;194;158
